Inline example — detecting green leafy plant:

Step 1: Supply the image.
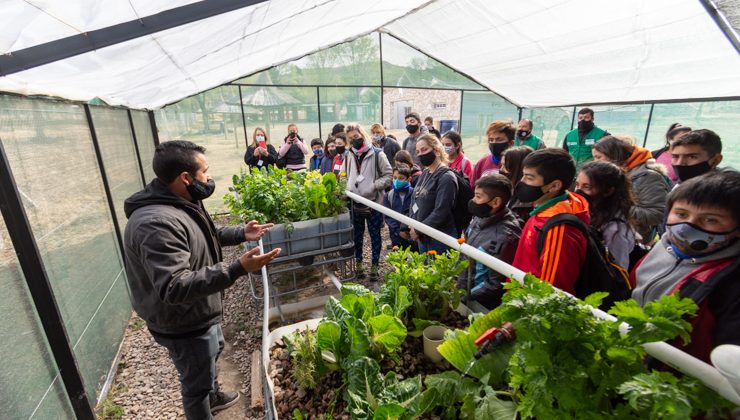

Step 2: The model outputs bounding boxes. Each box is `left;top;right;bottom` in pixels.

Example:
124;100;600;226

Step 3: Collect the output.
436;308;513;386
284;326;321;390
422;371;516;420
304;171;345;219
345;357;431;420
317;284;407;369
498;275;729;419
224;167;346;224
382;248;468;328
431;275;733;419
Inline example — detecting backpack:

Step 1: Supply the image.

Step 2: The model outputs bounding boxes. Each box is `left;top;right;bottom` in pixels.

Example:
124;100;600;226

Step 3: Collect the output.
536;213;632;309
448;168;474;236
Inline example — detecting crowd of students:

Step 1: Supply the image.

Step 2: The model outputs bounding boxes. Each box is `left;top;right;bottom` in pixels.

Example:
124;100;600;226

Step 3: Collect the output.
243;108;738;363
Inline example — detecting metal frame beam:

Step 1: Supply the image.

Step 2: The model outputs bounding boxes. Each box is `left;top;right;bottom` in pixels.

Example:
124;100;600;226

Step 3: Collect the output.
699;0;740;55
84;105;126;260
148;111;160;146
127;110;147;188
0;0;268;76
0;138;95;420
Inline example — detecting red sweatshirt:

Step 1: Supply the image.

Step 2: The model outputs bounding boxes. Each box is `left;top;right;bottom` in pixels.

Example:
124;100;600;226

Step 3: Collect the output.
512;192;590;294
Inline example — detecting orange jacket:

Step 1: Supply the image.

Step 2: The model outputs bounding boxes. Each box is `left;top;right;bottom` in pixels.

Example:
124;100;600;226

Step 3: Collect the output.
512;192;590;294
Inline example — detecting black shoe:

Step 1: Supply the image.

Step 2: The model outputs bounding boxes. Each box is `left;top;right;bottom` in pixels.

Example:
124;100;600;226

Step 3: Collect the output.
210;390;240;414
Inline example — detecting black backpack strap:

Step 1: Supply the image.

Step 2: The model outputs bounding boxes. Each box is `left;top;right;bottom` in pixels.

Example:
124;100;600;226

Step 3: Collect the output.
535;213;589;254
374;147;381;179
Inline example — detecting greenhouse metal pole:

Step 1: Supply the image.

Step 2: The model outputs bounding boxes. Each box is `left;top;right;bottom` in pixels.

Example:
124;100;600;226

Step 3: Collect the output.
148;111;160;146
238;86;249;149
345;190;740;406
459;91;464;132
0;140;96;419
127;109;147;188
570;106;577;130
643;103;655;147
316;86;322;140
85;105;126;262
379;32;384;126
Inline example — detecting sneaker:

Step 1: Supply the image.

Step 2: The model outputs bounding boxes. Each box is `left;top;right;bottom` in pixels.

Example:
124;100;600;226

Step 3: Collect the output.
210;390;240;414
369;265;381;282
356;262;366;279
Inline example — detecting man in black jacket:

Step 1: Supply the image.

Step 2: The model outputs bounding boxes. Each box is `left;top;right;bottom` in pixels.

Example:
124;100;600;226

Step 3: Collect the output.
123;140;280;419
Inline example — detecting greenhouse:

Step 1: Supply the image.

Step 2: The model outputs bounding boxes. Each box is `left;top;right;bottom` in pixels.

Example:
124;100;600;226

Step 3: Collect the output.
1;0;740;419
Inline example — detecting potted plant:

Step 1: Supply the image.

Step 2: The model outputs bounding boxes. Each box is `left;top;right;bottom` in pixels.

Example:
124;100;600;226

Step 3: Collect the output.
225;166;351;257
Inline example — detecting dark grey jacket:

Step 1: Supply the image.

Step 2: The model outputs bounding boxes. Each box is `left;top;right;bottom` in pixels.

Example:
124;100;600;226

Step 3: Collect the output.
123;179;246;336
629;163;671;243
458;208;521;290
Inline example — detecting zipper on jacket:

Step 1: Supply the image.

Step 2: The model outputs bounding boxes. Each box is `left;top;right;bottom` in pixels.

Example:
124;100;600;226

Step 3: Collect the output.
639;248;684;300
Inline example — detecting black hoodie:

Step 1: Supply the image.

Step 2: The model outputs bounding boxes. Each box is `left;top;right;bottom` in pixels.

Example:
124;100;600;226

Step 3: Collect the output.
123;179;246;336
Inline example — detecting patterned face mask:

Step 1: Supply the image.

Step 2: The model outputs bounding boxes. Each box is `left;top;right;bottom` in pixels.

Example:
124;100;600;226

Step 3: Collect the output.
666;222;736;254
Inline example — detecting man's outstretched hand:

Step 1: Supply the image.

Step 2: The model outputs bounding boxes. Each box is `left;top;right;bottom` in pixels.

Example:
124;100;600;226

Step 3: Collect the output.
239;246;281;272
244;220;274;241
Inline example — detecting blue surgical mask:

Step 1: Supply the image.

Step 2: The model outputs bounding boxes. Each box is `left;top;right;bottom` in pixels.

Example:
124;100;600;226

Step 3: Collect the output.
313;149;323;156
392;179;410;191
666;222;736;255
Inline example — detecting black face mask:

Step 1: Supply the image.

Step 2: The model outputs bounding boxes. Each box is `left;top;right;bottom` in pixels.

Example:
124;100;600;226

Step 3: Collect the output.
488;142;509;159
578;120;594;132
468;199;494;218
673;161;712;182
336;146;346;155
517;130;530;139
351;137;364;150
406;124;419;134
187;177;216;201
574;189;593;205
418;151;437;167
514;181;545;203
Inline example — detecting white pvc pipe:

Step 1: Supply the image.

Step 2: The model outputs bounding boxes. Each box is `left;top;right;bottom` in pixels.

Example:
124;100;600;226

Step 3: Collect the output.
257;238;278;418
345;191;740;406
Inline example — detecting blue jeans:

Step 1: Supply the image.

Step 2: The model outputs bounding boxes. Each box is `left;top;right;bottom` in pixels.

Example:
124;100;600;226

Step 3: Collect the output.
151;324;224;420
353;208;383;265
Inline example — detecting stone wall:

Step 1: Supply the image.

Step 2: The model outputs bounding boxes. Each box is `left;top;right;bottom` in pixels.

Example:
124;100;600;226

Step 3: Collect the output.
382;88;461;131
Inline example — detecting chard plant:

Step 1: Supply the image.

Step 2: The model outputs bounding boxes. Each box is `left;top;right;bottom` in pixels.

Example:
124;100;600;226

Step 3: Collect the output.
317;284;408;370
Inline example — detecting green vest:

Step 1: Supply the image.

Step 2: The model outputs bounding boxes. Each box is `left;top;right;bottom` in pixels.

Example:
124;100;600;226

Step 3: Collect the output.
515;134;543;150
565;127;607;169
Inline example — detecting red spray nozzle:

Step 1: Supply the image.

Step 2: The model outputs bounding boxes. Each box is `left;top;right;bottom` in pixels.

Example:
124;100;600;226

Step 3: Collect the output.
473;321;515;359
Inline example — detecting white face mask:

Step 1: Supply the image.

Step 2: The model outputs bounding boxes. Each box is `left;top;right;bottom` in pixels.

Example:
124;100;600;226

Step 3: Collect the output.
256;135;265;142
372;134;383;142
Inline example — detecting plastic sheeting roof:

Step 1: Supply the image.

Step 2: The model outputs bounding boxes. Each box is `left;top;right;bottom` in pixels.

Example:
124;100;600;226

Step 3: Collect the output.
0;0;738;109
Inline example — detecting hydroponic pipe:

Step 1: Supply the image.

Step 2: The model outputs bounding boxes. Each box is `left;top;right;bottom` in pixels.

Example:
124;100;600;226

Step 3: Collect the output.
258;238;277;419
345;191;740;406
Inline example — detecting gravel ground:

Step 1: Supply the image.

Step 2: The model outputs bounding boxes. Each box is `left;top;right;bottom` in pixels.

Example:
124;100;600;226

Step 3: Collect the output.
106;220;394;419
